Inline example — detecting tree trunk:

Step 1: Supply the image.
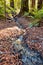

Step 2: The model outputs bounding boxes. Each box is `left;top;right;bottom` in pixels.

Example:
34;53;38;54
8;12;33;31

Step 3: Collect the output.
19;0;29;16
38;0;42;10
4;0;6;22
10;0;14;8
32;0;35;8
35;0;38;10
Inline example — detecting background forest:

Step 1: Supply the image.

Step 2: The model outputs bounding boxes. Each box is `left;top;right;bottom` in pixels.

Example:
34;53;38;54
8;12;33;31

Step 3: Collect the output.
0;0;43;27
0;0;43;17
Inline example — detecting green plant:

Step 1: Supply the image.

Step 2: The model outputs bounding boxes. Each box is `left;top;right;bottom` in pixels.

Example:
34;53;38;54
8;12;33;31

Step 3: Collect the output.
29;8;43;28
0;0;5;16
23;12;29;16
29;19;40;28
31;8;43;19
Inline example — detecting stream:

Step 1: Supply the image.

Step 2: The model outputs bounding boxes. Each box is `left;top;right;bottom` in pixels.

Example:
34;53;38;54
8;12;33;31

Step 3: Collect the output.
0;17;43;65
11;18;43;65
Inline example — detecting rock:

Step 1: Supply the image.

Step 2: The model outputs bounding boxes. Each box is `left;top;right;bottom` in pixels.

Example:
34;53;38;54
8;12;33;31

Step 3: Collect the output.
15;36;23;44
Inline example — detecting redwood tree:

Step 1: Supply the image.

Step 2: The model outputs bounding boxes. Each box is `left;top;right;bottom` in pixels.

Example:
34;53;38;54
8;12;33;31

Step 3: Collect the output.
32;0;35;8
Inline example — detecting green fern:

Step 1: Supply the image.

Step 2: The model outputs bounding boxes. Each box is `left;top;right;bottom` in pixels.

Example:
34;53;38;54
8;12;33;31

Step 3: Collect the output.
23;12;29;16
29;19;40;28
32;8;43;19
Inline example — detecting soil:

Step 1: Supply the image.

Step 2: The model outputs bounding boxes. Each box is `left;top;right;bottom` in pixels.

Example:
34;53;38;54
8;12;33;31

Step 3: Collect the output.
0;18;43;65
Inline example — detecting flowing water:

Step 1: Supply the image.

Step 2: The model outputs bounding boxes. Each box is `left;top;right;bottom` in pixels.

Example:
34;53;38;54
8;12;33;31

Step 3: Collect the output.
11;18;43;65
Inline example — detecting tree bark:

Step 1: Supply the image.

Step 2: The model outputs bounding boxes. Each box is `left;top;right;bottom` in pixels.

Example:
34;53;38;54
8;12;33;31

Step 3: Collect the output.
32;0;35;8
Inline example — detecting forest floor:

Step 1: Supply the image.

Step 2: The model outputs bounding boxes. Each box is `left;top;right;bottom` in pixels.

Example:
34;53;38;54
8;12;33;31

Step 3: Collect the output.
0;17;43;65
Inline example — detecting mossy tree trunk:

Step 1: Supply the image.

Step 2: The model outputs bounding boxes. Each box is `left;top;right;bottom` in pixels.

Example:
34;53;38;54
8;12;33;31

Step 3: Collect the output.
29;0;35;12
35;0;38;10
